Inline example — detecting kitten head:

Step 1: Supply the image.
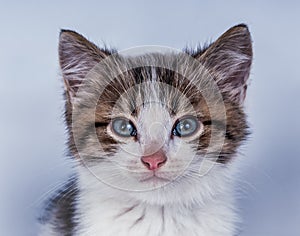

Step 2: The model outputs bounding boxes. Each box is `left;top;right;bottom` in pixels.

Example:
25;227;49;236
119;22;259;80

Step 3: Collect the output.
59;24;252;204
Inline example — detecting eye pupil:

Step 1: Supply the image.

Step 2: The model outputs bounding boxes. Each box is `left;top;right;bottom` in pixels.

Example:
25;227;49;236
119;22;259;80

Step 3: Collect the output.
120;123;128;131
180;121;191;131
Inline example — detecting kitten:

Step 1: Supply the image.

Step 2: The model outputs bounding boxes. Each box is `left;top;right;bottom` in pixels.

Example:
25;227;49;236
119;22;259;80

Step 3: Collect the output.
39;24;252;236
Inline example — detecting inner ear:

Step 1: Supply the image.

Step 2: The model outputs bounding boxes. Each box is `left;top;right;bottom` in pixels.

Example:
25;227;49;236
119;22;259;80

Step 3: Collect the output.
193;24;253;105
59;30;112;99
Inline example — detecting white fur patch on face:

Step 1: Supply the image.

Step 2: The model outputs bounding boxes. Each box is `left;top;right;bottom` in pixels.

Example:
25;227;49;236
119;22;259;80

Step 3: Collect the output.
137;102;171;151
85;80;208;196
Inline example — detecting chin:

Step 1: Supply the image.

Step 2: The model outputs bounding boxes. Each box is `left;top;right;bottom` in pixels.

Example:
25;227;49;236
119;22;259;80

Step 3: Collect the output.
125;174;195;205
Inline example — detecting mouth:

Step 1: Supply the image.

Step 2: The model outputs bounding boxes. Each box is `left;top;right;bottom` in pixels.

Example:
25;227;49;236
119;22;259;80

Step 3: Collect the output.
139;174;171;183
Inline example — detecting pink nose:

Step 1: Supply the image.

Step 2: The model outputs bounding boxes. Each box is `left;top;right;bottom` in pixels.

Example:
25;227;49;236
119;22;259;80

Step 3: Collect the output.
141;151;167;170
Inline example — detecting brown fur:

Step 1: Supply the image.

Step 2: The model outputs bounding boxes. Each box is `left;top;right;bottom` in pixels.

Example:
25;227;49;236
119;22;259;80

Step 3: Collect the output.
59;24;252;165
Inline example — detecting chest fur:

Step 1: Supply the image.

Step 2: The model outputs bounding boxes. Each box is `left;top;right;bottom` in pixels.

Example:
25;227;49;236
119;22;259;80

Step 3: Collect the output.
75;195;236;236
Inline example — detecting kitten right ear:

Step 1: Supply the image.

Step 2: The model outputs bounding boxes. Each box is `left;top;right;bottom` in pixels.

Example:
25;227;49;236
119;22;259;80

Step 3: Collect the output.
59;30;110;100
194;24;252;105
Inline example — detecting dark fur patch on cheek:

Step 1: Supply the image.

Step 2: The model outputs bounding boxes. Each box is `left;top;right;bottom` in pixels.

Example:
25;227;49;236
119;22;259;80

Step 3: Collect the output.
68;121;119;162
218;121;250;163
95;126;119;153
199;125;212;149
193;99;249;164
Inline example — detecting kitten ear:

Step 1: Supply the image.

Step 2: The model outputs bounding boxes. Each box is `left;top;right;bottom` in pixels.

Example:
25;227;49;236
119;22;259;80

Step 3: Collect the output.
59;30;111;100
196;24;253;105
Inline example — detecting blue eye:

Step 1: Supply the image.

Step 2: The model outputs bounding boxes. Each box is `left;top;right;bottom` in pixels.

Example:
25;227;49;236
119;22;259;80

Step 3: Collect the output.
173;116;199;137
111;118;136;137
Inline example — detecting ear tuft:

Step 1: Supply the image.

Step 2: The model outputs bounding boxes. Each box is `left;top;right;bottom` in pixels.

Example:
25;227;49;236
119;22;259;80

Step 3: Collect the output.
59;30;111;100
196;24;253;105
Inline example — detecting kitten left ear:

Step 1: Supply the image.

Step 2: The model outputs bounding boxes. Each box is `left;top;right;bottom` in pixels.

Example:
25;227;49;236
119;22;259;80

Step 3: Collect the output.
59;30;111;100
195;24;253;105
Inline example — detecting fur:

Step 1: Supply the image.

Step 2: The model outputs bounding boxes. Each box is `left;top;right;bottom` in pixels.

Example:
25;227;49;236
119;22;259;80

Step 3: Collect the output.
39;24;252;236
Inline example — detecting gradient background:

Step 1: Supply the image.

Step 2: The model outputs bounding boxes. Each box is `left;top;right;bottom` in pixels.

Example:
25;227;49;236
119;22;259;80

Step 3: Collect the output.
1;1;299;235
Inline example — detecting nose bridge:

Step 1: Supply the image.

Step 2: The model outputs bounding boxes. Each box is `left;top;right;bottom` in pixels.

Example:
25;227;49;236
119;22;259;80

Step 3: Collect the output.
142;139;164;156
148;122;166;142
138;103;170;151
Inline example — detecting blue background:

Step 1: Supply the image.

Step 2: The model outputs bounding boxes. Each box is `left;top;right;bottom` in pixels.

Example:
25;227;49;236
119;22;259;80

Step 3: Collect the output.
1;1;299;235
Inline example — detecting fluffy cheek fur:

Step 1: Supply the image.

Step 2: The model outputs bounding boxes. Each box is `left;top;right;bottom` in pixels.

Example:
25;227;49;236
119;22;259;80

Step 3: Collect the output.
77;154;234;207
79;132;231;206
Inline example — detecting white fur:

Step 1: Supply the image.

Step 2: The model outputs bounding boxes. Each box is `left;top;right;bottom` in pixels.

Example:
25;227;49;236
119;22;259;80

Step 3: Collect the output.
73;100;239;236
75;162;238;236
39;80;240;236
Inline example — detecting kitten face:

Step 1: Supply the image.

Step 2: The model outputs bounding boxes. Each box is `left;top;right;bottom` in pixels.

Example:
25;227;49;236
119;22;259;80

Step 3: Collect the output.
59;25;252;203
96;78;205;190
